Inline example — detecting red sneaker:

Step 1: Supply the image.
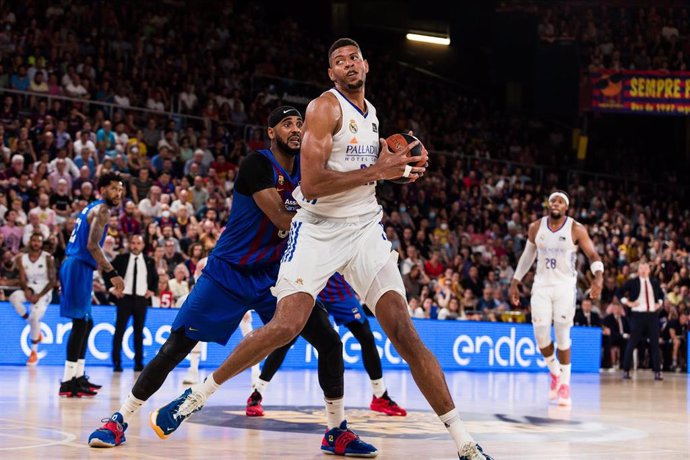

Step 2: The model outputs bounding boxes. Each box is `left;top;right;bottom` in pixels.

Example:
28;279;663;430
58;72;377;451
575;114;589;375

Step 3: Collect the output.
370;391;407;416
245;390;264;417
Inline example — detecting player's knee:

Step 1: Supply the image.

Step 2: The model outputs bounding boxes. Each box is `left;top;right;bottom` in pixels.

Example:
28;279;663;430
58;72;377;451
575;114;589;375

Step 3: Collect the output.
554;322;572;350
533;325;552;349
270;321;302;347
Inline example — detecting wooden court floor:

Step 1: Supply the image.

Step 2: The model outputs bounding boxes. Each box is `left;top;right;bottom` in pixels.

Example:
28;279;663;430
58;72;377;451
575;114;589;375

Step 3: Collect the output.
1;366;688;459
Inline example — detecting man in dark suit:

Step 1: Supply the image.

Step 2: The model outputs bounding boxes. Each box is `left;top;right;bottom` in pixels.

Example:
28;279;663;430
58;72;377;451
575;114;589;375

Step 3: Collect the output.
618;262;665;380
107;234;158;371
574;298;602;327
602;302;630;369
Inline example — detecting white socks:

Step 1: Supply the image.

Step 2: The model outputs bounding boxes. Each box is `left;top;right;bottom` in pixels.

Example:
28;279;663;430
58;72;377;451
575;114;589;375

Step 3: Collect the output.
197;373;221;398
439;408;475;452
188;351;200;374
370;378;386;398
63;361;77;382
325;397;345;429
76;359;85;378
544;353;560;376
119;393;145;423
560;363;572;386
253;378;270;395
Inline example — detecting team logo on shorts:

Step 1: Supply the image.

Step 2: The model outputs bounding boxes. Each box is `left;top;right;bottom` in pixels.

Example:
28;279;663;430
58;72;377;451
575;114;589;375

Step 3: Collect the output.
349;119;358;134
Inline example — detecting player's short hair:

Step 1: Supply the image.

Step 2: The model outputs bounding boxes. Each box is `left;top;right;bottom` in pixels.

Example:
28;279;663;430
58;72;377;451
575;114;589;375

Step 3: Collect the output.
328;38;361;66
97;171;122;190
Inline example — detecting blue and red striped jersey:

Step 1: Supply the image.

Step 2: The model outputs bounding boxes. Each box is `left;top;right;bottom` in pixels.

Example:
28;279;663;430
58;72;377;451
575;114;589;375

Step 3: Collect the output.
210;149;299;268
318;272;358;304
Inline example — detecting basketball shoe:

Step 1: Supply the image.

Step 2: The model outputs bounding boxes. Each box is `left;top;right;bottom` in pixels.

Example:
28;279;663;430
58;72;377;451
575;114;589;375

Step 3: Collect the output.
458;442;494;459
548;373;560;402
321;420;378;457
77;375;102;392
150;387;207;439
59;377;97;398
557;383;571;407
370;391;407;416
245;390;264;417
88;412;128;447
26;350;38;365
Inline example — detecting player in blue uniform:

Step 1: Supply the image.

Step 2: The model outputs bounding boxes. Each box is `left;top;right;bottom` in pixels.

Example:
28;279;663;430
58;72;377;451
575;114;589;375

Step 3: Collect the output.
246;272;407;417
88;107;377;457
59;172;125;398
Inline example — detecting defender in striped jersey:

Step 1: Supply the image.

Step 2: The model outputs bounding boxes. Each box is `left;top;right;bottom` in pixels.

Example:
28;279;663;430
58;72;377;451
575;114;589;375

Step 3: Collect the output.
89;107;376;456
246;273;407;417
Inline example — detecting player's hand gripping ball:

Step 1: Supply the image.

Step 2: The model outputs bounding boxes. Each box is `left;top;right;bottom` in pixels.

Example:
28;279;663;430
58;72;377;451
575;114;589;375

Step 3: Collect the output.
385;133;428;184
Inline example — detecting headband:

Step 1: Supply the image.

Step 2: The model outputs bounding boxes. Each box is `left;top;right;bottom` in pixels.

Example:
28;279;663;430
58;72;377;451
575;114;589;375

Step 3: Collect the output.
267;106;303;127
548;192;569;207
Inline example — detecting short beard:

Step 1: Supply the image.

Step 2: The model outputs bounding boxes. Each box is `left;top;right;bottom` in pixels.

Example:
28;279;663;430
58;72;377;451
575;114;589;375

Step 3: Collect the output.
103;196;117;207
346;79;364;90
550;210;562;220
276;137;299;157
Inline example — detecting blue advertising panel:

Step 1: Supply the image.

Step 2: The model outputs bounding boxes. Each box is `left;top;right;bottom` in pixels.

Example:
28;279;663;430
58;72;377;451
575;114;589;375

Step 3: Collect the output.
0;303;601;372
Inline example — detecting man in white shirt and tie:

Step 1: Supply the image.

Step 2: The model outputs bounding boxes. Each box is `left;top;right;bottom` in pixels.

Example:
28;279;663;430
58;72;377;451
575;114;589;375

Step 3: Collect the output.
618;262;665;380
108;235;158;372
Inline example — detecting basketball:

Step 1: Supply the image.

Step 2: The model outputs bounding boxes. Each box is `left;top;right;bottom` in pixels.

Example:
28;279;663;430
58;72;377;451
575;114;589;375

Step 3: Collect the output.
385;133;428;184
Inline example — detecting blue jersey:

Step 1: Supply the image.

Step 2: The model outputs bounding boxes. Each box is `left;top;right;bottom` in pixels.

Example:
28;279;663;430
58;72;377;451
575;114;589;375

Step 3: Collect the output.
210;149;299;269
65;199;108;269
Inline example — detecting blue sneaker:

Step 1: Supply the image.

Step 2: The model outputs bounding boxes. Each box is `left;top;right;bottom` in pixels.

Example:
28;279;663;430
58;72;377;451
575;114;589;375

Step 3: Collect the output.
150;386;207;439
321;420;378;457
88;412;128;448
458;442;493;460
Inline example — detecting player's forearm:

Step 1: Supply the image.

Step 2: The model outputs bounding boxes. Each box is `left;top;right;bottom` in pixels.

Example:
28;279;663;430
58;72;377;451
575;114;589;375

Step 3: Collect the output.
36;280;55;298
300;167;379;200
87;243;114;272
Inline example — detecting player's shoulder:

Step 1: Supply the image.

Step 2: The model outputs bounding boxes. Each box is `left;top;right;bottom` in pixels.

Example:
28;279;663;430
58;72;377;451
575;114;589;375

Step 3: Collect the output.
239;150;272;172
307;91;341;117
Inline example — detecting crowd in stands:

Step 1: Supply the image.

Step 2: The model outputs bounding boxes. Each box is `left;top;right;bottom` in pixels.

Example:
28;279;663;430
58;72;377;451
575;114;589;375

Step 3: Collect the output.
522;1;690;72
0;1;686;370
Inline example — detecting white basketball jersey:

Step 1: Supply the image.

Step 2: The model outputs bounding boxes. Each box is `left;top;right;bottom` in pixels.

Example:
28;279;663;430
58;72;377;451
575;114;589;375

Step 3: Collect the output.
533;217;578;287
293;88;381;218
22;251;50;292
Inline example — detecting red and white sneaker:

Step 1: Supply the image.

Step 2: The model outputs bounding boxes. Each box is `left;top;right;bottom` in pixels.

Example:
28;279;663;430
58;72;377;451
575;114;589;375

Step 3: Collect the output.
557;383;571;407
370;391;407;416
548;373;560;402
245;390;264;417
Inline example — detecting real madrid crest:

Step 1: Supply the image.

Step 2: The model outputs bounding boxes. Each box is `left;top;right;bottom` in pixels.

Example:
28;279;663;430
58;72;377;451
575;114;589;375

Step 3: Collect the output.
349;119;358;134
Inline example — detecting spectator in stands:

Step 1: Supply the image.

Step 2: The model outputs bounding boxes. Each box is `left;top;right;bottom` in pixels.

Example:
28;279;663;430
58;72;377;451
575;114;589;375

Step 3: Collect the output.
477;286;500;312
574;298;602;327
161;239;184;277
28;193;56;229
22;213;49;246
168;264;190;304
138;186;163;218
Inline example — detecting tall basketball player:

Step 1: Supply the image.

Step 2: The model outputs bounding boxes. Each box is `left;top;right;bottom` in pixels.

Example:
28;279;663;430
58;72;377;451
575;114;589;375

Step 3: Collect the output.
89;107;376;456
158;38;492;460
59;172;125;397
246;273;406;418
11;232;56;365
509;191;603;407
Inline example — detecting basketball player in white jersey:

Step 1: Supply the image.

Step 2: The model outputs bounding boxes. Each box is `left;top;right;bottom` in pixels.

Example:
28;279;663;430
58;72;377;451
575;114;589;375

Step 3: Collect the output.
509;191;603;407
159;38;492;460
176;257;258;385
11;233;56;365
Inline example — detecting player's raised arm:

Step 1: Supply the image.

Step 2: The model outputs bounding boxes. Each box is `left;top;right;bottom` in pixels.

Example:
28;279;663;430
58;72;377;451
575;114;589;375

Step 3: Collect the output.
573;222;604;300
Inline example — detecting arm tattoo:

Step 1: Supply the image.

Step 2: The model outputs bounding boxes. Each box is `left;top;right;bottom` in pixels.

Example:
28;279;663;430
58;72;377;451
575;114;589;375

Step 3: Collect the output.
87;204;114;272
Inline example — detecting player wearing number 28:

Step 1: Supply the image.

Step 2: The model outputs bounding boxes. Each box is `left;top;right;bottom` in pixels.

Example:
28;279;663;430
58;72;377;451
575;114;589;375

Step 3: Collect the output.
509;191;604;407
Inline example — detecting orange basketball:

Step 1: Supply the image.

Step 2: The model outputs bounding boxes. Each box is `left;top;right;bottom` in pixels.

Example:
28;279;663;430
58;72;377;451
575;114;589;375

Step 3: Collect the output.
385;133;428;184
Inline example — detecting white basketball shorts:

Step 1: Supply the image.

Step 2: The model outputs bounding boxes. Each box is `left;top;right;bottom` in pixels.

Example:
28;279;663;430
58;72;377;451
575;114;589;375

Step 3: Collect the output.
530;283;577;326
272;208;404;309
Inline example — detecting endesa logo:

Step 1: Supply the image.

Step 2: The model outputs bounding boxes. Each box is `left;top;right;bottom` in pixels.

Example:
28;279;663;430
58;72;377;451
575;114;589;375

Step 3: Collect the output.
452;327;546;368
